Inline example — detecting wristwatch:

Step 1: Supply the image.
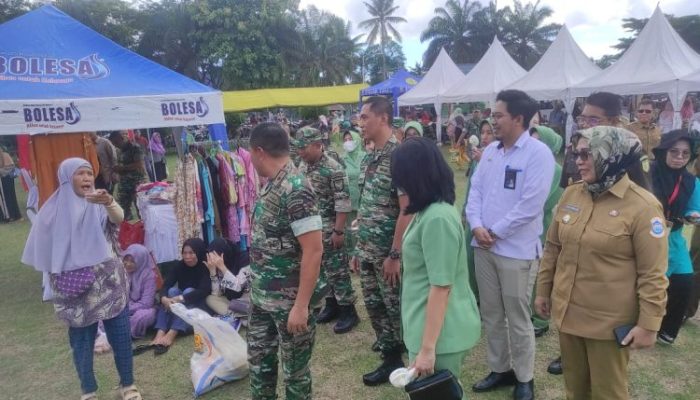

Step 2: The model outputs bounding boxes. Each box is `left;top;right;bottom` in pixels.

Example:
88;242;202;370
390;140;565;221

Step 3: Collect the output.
388;248;401;260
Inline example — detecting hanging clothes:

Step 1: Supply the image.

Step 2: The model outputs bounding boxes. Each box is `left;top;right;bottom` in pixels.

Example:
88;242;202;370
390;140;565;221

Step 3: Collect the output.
29;133;100;207
174;154;202;252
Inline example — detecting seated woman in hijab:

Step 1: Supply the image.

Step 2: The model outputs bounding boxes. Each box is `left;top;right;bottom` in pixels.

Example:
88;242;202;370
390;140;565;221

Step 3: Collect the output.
150;238;211;355
22;158;141;400
205;238;251;317
123;244;158;339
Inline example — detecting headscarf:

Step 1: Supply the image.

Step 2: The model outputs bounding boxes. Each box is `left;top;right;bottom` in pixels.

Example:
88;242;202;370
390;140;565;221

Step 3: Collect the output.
123;244;156;302
208;238;239;275
182;237;207;268
403;121;424;137
651;130;697;231
343;130;366;166
533;125;562;156
573;126;643;195
22;158;111;273
148;132;166;155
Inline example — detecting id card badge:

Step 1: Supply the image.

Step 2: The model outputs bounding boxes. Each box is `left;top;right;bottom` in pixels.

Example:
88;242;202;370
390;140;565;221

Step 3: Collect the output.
504;166;520;190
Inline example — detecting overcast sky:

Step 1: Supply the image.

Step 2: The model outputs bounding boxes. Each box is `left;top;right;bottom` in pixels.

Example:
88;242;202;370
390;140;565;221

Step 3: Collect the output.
300;0;697;67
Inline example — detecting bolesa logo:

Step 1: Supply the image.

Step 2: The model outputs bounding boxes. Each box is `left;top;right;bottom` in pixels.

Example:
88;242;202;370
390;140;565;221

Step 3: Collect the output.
23;102;81;125
0;53;110;80
161;97;209;118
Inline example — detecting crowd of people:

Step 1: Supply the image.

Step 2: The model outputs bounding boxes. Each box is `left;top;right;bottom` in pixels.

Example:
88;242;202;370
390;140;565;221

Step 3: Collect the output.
15;88;700;400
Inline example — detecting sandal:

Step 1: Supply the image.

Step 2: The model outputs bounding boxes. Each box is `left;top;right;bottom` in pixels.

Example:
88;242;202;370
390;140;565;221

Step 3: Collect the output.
132;344;155;356
119;385;142;400
80;393;97;400
153;344;169;356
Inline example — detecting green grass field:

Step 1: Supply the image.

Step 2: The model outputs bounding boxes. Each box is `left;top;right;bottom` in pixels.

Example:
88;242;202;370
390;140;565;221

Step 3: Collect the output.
1;149;700;400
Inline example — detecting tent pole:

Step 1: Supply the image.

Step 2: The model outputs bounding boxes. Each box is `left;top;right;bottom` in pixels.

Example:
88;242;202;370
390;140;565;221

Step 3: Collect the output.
146;128;157;182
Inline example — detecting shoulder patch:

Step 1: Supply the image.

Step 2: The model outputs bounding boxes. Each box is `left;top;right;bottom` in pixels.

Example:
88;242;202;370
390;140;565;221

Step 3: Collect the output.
649;217;666;238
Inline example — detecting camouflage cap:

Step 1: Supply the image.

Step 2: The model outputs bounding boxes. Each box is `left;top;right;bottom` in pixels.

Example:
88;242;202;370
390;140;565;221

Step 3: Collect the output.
392;117;405;129
295;126;323;147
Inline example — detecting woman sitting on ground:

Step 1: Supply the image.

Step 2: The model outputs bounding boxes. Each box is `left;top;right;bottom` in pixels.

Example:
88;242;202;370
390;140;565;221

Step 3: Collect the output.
123;244;158;339
205;238;251;317
150;238;211;354
22;158;141;400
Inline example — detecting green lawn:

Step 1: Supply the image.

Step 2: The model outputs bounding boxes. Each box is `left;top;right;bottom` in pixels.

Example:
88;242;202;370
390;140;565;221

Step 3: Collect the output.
1;150;700;399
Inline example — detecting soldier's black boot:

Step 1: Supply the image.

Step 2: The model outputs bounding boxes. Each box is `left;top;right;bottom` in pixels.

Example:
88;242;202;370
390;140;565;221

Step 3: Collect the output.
316;297;340;324
333;304;360;334
362;347;404;386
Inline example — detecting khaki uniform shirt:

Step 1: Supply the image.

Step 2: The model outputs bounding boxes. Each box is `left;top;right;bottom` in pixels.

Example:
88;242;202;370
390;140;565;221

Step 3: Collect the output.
537;175;669;340
626;121;661;160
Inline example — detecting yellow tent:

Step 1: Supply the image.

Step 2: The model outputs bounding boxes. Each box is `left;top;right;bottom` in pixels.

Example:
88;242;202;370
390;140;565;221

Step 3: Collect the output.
222;83;368;112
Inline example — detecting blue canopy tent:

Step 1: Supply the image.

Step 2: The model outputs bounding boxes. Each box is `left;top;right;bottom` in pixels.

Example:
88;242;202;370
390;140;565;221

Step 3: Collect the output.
0;5;225;136
360;69;421;117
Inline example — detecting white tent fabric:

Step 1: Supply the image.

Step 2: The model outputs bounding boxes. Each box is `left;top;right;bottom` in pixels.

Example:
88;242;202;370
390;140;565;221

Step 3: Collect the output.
398;48;466;142
571;6;700;128
679;68;700;104
507;25;600;100
442;37;526;104
507;25;600;142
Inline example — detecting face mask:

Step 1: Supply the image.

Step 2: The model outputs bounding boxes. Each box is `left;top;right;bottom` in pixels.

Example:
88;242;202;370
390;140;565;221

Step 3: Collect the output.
343;141;357;152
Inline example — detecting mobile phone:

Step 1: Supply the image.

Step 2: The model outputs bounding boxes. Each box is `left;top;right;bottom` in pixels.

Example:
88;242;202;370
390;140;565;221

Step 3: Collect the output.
613;324;635;347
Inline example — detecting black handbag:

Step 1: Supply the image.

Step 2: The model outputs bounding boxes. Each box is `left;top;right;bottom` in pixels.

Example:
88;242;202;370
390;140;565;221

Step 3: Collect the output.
404;369;463;400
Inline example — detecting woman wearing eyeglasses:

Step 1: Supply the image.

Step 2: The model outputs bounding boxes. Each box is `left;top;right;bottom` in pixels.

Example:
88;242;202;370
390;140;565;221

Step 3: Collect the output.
535;126;668;399
650;130;700;345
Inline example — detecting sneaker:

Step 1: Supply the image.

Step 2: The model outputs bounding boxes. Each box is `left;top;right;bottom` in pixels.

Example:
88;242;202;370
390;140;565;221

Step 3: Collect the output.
657;332;675;345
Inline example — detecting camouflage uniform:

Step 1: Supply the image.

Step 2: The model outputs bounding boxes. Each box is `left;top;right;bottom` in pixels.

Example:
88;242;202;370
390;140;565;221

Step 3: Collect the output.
297;128;356;306
356;135;402;353
116;142;145;219
248;161;325;400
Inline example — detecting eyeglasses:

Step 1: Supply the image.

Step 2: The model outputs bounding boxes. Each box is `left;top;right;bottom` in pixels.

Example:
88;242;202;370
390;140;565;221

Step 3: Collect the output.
637;109;653;114
575;116;603;127
669;149;692;159
572;149;592;162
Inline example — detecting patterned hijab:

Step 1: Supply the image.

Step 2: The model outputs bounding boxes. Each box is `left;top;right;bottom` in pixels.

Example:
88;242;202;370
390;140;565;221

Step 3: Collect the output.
574;126;643;195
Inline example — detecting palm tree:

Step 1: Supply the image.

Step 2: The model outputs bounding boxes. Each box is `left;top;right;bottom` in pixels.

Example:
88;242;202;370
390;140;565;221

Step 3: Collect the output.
359;0;407;79
420;0;482;68
501;0;560;69
470;1;511;57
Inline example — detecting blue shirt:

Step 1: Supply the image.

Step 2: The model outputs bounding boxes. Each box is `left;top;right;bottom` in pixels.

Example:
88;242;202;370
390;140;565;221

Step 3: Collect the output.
466;131;555;260
667;177;700;276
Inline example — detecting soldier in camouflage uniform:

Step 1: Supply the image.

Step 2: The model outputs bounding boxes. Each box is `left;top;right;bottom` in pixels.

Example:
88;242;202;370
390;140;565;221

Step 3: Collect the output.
108;131;145;220
352;97;412;386
296;127;360;334
247;122;325;400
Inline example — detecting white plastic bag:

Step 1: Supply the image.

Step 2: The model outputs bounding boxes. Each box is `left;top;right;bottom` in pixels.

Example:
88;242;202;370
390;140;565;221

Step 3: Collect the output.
171;303;249;397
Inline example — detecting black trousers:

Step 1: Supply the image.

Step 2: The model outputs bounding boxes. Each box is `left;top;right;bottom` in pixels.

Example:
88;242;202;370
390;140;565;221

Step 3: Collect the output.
660;273;693;338
0;175;21;221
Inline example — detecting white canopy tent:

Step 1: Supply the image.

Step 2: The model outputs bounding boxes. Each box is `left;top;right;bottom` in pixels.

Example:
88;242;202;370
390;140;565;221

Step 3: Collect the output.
442;36;526;104
397;48;466;142
507;25;601;141
571;6;700;128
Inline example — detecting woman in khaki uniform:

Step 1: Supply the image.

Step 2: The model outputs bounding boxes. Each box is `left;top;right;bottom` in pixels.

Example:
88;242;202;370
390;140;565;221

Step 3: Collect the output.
535;126;669;399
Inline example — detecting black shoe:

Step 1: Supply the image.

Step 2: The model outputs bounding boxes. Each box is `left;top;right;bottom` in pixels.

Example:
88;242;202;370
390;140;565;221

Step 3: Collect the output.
657;332;675;345
534;325;549;338
472;370;517;392
371;340;381;352
333;304;360;334
513;380;534;400
362;349;404;386
316;297;340;324
547;357;562;375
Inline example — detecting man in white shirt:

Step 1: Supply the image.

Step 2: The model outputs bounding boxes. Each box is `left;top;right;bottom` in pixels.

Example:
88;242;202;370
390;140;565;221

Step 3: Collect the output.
467;90;555;400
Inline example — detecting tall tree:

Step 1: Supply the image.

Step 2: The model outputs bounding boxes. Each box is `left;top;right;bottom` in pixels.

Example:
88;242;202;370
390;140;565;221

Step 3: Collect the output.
500;0;560;69
470;1;510;57
364;41;406;84
409;61;425;76
359;0;407;79
55;0;140;48
613;14;700;55
420;0;482;68
0;0;30;24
